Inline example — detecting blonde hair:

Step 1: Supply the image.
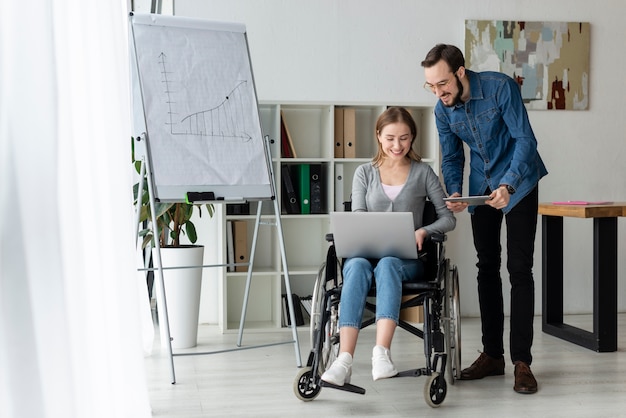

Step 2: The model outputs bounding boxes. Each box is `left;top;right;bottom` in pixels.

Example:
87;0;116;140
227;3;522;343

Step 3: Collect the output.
372;107;422;167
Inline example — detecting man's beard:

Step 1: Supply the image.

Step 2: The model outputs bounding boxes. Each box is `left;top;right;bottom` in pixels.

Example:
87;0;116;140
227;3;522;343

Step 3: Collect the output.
444;75;464;107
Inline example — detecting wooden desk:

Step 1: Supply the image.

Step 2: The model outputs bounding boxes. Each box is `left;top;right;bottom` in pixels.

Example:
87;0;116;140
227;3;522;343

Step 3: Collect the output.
538;202;626;352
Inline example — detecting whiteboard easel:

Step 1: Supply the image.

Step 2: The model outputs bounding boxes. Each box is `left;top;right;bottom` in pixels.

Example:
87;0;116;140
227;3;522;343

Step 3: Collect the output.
130;13;301;383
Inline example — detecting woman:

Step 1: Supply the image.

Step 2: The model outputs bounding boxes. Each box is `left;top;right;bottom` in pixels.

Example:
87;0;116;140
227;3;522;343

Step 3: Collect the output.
321;107;456;386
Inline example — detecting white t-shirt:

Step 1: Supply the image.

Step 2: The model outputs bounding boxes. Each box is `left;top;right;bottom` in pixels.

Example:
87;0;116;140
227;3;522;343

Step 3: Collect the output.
382;183;403;201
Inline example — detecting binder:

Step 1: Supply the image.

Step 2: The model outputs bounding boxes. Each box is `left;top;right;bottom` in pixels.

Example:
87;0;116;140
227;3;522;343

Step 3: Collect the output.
334;108;344;158
226;202;250;215
343;108;356;158
282;293;305;326
281;295;288;327
310;163;324;214
281;164;300;214
292;293;305;326
335;163;345;211
294;164;311;214
226;220;234;272
298;295;312;324
300;295;313;316
280;110;297;158
232;220;249;272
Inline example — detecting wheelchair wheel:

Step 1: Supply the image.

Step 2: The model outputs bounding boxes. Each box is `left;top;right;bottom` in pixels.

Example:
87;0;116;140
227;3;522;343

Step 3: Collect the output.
310;262;341;374
423;372;447;408
293;367;322;401
443;262;462;385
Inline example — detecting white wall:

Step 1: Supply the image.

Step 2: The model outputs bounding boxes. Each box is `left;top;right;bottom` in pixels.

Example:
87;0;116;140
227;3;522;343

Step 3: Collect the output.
177;0;626;319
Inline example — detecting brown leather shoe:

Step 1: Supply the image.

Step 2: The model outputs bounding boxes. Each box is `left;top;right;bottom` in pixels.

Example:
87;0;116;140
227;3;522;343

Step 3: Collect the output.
460;352;505;380
514;361;538;394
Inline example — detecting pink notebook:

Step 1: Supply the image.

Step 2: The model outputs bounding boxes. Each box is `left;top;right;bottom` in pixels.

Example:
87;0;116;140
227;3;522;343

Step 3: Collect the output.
552;201;612;205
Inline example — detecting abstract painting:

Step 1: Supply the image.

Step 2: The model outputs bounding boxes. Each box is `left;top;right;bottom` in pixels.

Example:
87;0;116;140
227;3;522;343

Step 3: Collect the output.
465;20;590;110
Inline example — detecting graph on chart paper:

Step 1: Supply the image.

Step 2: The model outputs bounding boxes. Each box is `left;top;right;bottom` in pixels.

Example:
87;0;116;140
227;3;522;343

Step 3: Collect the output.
132;19;268;193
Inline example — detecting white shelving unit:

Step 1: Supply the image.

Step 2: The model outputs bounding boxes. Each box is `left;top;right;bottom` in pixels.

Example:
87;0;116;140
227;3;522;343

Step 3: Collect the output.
218;102;438;332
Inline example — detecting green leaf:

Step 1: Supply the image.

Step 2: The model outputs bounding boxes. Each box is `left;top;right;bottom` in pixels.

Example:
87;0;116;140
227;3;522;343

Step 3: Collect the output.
155;202;173;220
182;203;194;221
206;203;214;217
142;235;153;249
139;206;150;223
185;220;197;243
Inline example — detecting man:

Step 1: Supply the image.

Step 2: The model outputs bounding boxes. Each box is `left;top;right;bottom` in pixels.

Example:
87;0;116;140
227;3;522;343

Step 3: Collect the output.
421;44;548;394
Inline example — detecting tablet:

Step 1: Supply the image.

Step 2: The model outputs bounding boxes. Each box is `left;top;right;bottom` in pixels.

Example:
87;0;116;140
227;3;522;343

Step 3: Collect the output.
443;195;492;205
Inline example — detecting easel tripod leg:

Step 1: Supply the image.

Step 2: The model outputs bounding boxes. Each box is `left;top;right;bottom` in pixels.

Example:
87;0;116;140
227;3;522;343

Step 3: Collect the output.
142;156;176;384
237;202;263;346
274;198;302;367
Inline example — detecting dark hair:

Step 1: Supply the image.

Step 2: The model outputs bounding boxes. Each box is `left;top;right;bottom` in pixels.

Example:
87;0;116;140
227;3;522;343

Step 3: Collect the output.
421;44;465;73
372;107;421;166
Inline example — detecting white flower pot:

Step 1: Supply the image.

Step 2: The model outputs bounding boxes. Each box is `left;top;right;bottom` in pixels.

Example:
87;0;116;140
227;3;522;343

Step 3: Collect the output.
155;245;204;349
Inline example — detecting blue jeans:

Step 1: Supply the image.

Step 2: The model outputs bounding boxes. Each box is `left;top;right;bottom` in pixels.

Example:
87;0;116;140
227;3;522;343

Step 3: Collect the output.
338;257;424;329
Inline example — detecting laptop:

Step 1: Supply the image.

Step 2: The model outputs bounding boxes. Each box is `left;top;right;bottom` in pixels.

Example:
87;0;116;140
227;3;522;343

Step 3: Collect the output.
330;212;418;259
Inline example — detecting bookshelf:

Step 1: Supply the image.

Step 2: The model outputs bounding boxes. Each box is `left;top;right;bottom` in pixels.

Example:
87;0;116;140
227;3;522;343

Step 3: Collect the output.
219;102;438;332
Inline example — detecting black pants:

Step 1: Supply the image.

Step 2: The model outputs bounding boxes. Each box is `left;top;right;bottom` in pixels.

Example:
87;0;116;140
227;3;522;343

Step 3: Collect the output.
471;187;538;365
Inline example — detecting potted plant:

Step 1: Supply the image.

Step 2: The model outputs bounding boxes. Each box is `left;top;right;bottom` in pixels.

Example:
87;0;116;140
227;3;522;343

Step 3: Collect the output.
133;139;214;348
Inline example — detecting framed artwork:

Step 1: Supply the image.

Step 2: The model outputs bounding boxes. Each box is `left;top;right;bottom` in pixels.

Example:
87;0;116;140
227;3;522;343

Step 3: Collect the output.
465;20;590;110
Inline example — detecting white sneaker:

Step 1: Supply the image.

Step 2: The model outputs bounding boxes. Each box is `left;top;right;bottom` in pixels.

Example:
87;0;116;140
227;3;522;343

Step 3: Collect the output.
321;352;352;386
372;345;398;381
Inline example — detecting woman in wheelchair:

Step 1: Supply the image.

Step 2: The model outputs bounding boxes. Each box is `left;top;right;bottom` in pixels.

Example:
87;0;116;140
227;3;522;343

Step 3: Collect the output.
321;107;456;386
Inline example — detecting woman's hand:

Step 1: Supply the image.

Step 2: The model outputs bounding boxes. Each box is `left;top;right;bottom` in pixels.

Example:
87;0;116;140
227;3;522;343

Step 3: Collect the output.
415;228;428;251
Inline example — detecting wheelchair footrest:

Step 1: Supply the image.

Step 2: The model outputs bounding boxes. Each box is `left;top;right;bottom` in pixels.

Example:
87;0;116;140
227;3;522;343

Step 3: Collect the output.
397;368;426;378
320;380;366;395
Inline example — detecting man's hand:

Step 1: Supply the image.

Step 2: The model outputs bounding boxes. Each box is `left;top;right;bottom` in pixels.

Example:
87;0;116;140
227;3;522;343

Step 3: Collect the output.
486;186;511;210
445;192;469;213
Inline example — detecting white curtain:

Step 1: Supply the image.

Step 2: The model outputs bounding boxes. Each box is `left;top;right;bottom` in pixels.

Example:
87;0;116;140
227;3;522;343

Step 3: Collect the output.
0;0;152;417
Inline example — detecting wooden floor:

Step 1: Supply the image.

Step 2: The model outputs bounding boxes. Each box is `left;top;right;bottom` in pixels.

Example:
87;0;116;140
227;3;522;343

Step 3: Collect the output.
145;315;626;417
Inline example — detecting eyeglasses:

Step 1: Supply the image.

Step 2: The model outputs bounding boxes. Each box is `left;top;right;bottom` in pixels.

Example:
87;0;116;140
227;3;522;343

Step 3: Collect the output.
423;78;453;93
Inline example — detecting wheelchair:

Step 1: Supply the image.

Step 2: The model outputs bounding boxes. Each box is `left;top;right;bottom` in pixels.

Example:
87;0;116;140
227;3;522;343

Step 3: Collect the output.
293;202;461;408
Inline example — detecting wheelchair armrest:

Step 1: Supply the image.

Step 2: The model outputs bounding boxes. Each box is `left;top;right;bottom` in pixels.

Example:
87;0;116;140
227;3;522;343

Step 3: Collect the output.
430;233;447;243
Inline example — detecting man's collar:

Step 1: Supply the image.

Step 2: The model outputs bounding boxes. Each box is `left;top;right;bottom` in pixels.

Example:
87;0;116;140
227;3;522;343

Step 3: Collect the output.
466;69;484;101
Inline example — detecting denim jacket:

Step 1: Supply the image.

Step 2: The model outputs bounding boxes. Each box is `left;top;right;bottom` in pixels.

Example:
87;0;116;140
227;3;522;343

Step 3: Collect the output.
434;70;548;213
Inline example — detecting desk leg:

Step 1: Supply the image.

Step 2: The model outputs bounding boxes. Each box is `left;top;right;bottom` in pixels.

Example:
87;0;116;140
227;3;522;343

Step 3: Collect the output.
542;215;618;352
542;215;563;326
594;217;617;352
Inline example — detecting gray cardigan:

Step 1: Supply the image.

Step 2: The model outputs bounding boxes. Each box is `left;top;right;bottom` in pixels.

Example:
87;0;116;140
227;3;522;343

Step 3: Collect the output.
351;160;456;236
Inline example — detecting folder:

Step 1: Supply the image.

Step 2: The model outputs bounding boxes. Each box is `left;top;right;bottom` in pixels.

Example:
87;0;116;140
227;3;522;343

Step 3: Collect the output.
310;163;324;214
294;164;311;214
280;110;297;158
281;164;300;214
343;108;356;158
292;293;305;326
226;202;250;215
282;293;305;326
335;163;344;212
232;220;249;272
226;220;234;272
281;295;288;327
334;108;344;158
